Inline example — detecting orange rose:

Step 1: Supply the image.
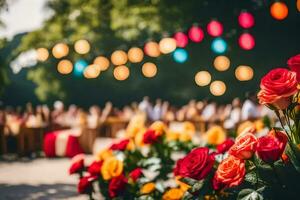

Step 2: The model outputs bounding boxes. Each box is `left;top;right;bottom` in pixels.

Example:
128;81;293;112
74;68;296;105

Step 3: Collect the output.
213;156;246;190
101;157;123;180
229;129;257;160
205;126;226;145
162;188;184;200
150;121;167;136
140;182;156;194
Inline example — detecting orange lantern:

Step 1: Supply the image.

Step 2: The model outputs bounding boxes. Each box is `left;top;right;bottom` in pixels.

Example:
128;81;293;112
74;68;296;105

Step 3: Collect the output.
142;62;157;78
52;43;69;58
235;65;254;81
270;2;288;20
83;64;101;79
297;0;300;12
111;50;128;65
195;71;211;86
213;56;230;71
36;48;49;62
94;56;110;71
210;81;226;96
128;47;144;63
74;39;90;54
144;41;161;57
114;65;130;81
57;59;73;74
159;37;177;54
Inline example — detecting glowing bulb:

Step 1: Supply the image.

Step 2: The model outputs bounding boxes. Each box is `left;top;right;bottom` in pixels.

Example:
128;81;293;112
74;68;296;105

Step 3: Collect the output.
207;20;223;37
159;37;177;54
174;32;188;47
235;65;254;81
74;59;88;76
297;0;300;12
238;11;255;29
52;43;69;58
93;56;110;71
74;39;90;54
128;47;144;63
188;26;204;43
36;48;49;62
111;50;128;65
270;2;288;20
142;62;157;78
210;81;226;96
195;71;211;86
114;65;130;81
84;64;101;79
173;48;188;63
238;33;255;50
57;59;73;74
213;56;230;71
211;38;227;54
144;41;160;57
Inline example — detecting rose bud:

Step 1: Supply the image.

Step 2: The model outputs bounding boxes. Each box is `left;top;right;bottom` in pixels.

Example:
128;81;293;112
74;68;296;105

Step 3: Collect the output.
77;175;97;194
129;168;143;183
143;129;160;144
87;160;103;176
287;54;300;82
108;174;127;198
109;139;130;151
69;154;84;175
216;139;235;154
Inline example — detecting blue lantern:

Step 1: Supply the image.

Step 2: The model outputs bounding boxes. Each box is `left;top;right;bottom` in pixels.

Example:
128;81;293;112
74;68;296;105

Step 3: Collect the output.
173;48;188;63
211;38;227;54
74;59;88;76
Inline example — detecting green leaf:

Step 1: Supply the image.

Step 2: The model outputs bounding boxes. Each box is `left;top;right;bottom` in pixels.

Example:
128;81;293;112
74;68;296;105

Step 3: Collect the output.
180;177;198;186
237;189;263;200
244;171;258;185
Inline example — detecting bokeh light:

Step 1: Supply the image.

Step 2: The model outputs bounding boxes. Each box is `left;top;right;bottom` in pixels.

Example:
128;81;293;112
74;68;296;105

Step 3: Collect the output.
297;0;300;12
93;56;110;71
238;11;255;28
74;59;88;76
235;65;254;81
142;62;157;78
144;41;161;57
211;38;227;54
111;50;128;65
188;26;204;43
195;71;211;86
159;37;177;54
207;20;223;37
173;48;188;63
238;33;255;50
270;2;288;20
52;43;69;58
128;47;144;63
213;56;230;71
74;39;90;55
114;65;130;81
210;81;226;96
174;32;188;47
83;64;101;79
36;48;49;62
57;59;73;74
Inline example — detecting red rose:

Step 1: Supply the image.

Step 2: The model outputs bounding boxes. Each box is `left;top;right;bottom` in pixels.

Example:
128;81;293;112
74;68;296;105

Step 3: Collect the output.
143;129;160;144
256;130;288;163
229;131;257;160
174;147;215;180
88;160;103;176
110;139;130;151
69;154;84;175
108;174;127;198
213;156;246;190
77;175;97;194
129;168;143;182
287;54;300;82
257;68;298;110
216;139;235;154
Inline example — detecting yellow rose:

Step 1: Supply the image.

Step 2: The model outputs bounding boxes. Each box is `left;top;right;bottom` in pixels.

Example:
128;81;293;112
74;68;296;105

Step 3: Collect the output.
140;182;156;194
96;149;113;161
183;121;196;135
150;121;167;136
179;132;192;142
101;157;123;180
254;120;264;131
134;128;147;147
166;130;180;141
206;126;226;145
126;139;135;151
162;188;184;200
175;176;190;192
237;121;255;136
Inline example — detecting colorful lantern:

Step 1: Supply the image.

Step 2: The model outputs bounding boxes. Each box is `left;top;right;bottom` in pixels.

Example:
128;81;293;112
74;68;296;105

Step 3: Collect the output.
74;39;90;55
36;48;49;62
144;41;161;57
74;59;88;76
142;62;157;78
195;71;211;86
238;11;255;29
207;20;223;37
174;32;188;47
57;59;73;74
52;43;69;59
111;50;128;66
238;33;255;50
210;81;226;96
235;65;254;81
173;48;188;63
270;2;288;20
93;56;110;71
213;56;230;71
159;37;177;54
128;47;144;63
211;38;227;54
114;65;130;81
297;0;300;12
188;26;204;43
83;64;101;79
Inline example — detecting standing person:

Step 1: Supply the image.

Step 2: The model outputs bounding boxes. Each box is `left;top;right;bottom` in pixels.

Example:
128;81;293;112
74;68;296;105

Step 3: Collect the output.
201;99;217;122
150;99;163;122
241;92;259;121
223;98;241;129
138;96;152;121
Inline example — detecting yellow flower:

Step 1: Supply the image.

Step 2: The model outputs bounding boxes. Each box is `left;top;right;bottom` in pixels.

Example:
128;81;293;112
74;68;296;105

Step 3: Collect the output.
134;127;147;147
179;132;192;142
254;120;264;132
162;188;184;200
126;139;135;151
96;149;113;161
140;182;156;194
101;157;123;180
175;176;190;192
237;121;255;136
166;130;180;141
206;126;226;145
204;195;217;200
183;121;196;135
150;121;167;136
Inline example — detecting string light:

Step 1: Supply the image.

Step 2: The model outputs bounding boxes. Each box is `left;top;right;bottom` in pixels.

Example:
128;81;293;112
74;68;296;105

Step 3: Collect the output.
211;38;227;54
144;41;160;57
235;65;254;81
114;65;130;81
74;59;88;76
238;11;255;29
297;0;300;12
173;48;188;63
36;48;49;62
142;62;157;78
111;50;128;65
174;32;188;47
270;2;288;20
93;56;110;71
159;37;177;54
238;33;255;50
210;81;226;96
57;59;73;74
83;64;101;79
128;47;144;63
195;71;211;86
74;39;90;55
188;26;204;43
213;56;230;71
52;43;69;58
207;20;223;37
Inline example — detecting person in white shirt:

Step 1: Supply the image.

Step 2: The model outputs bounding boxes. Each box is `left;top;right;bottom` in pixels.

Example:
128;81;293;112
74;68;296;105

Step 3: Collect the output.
201;100;217;122
241;92;259;121
224;98;241;129
150;99;163;121
138;96;152;120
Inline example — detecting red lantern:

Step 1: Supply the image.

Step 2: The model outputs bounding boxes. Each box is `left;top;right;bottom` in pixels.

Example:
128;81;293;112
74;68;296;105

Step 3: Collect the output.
174;32;188;47
188;26;204;43
238;12;255;29
238;33;255;50
207;20;223;37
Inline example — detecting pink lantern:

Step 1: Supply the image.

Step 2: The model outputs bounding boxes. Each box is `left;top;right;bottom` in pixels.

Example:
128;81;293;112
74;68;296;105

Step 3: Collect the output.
188;26;204;43
238;33;255;50
207;20;223;37
174;32;188;47
238;12;255;29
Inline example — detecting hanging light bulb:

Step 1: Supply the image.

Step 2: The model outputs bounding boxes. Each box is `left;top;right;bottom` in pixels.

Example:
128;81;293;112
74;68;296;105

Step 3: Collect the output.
83;64;101;79
74;59;88;76
210;81;226;96
297;0;300;12
207;20;223;37
144;41;161;57
188;26;204;43
57;59;73;74
173;48;188;63
159;37;177;54
142;62;157;78
74;39;90;54
238;11;255;29
238;33;255;50
52;43;69;58
270;2;288;20
174;32;188;47
128;47;144;63
235;65;254;81
114;65;130;81
93;56;110;71
36;48;49;62
195;71;211;86
213;56;230;71
211;38;227;54
111;50;128;65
